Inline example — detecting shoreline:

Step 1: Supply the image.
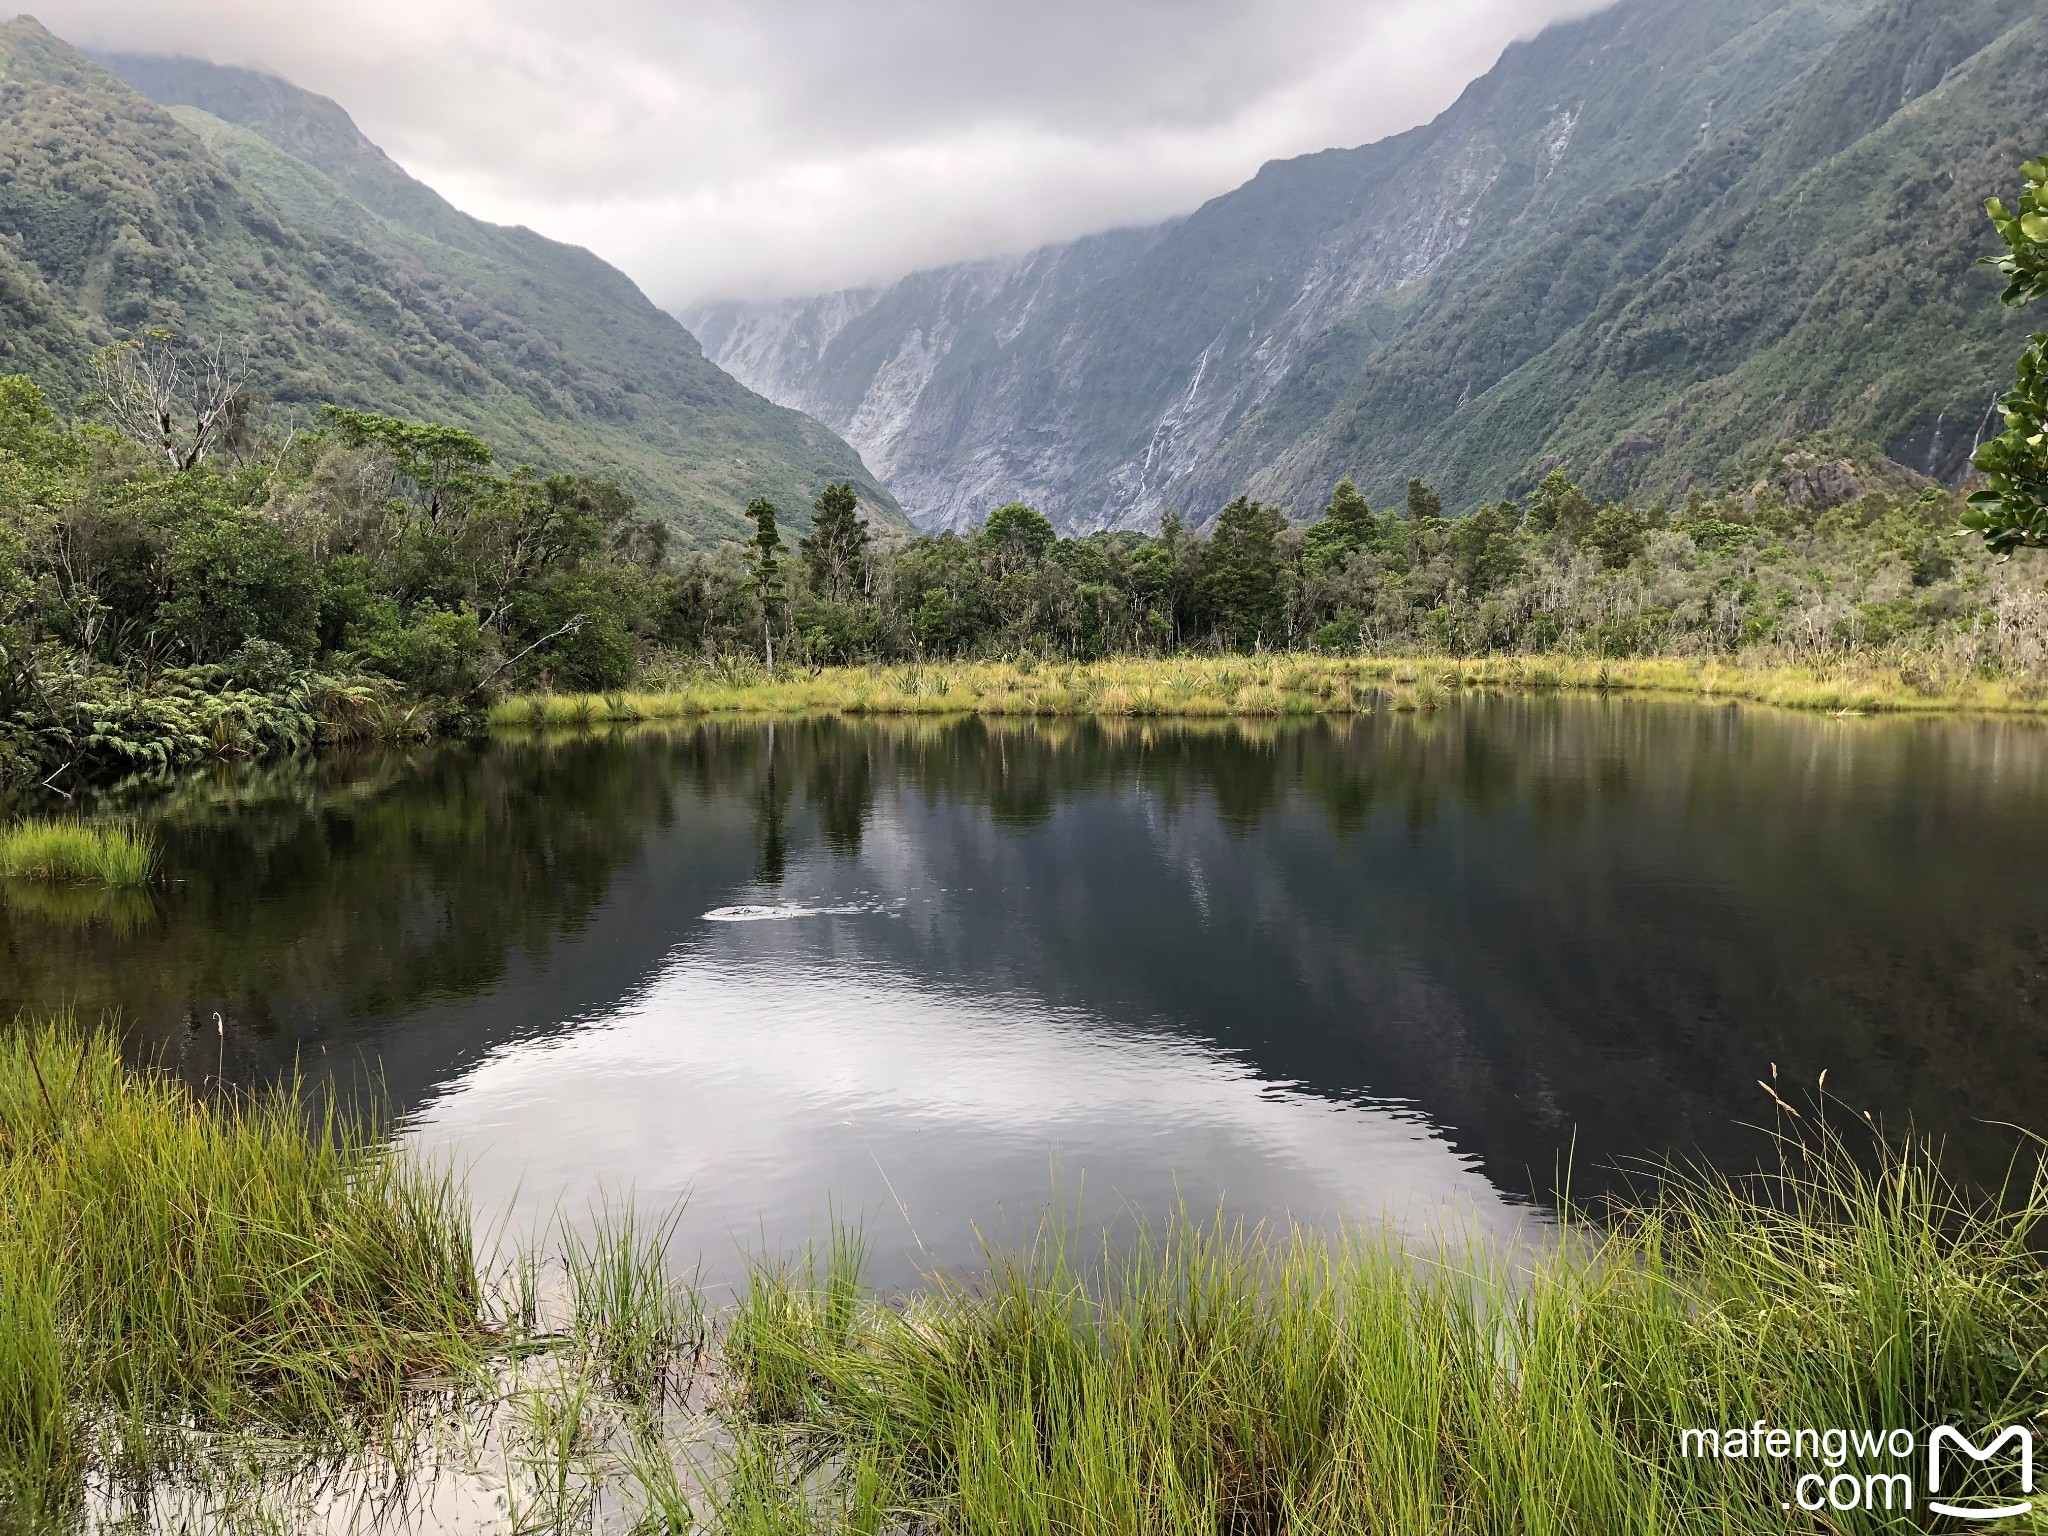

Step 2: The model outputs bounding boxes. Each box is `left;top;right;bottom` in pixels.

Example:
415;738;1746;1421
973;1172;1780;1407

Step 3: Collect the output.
489;653;2048;729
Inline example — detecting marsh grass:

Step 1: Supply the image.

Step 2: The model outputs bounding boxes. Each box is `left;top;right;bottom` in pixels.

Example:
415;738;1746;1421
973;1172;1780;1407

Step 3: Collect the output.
711;1118;2048;1536
0;819;155;886
0;1019;704;1532
0;1018;489;1526
11;1015;2047;1535
494;651;2048;734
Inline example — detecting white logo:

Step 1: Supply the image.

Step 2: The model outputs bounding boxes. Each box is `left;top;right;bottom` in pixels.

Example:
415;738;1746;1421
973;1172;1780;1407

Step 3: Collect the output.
1928;1426;2034;1522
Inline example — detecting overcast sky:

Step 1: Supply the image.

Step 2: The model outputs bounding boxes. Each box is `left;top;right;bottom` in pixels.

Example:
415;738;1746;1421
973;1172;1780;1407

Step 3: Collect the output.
39;0;1615;307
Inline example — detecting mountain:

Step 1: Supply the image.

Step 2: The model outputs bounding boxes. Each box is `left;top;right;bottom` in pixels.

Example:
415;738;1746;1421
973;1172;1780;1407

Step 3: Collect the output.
687;0;2041;531
0;19;901;543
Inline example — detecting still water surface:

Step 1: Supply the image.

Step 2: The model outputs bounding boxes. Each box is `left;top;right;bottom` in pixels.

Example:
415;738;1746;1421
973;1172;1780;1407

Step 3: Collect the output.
8;699;2048;1287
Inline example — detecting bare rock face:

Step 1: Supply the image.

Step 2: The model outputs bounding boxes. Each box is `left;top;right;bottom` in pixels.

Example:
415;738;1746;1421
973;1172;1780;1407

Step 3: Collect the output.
1748;445;1932;514
1776;456;1868;510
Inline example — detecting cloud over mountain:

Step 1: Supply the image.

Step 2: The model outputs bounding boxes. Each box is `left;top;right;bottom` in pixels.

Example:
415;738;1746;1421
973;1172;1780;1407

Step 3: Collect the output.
29;0;1612;304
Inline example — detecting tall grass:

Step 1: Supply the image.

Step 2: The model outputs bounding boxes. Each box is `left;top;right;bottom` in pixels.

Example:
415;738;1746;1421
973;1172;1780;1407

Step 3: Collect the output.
0;819;155;885
0;1018;713;1531
0;1018;487;1526
492;651;2048;734
712;1122;2048;1535
8;1015;2044;1534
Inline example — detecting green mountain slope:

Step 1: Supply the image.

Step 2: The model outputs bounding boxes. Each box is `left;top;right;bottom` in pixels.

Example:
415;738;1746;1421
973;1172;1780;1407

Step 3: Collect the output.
1285;0;2042;510
689;0;1878;530
0;19;900;542
693;0;2045;528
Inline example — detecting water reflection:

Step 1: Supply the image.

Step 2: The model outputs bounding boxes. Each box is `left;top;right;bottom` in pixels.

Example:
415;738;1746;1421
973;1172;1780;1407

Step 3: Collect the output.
7;701;2048;1282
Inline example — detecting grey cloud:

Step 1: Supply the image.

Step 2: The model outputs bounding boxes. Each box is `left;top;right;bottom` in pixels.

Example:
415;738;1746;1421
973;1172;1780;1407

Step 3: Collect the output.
32;0;1616;304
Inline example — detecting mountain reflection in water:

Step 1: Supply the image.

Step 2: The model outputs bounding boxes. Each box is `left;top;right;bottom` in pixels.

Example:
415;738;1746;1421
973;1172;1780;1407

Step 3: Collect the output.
7;701;2047;1286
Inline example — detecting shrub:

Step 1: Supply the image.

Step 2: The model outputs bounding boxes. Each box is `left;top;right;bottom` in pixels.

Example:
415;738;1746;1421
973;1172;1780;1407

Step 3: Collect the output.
508;569;639;692
350;601;485;698
160;515;322;663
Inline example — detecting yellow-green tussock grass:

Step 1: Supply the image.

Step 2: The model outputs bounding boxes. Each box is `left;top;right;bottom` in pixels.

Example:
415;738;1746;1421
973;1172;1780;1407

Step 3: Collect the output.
497;651;2048;733
0;819;155;886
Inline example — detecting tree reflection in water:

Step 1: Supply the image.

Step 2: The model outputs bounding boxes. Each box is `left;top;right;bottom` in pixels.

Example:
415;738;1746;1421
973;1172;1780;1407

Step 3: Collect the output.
5;700;2046;1202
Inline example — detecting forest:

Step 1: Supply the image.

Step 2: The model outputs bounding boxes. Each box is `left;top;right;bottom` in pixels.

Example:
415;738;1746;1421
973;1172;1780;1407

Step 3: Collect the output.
3;158;2047;787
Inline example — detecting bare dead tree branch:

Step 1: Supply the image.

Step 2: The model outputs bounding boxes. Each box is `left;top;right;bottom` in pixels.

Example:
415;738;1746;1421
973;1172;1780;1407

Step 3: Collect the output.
90;333;253;472
461;614;589;702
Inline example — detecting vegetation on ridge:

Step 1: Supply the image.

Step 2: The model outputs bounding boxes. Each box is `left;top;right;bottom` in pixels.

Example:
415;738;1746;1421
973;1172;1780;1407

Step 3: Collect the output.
0;19;897;543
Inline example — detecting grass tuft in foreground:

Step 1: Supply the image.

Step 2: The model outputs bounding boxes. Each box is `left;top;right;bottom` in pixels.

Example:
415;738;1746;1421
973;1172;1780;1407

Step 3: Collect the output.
6;1014;2045;1534
0;1018;487;1528
709;1125;2048;1535
0;819;155;886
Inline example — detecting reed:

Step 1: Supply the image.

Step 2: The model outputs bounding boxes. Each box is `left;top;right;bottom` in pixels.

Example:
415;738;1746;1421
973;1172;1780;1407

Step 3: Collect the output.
0;1018;488;1524
492;651;2048;733
712;1119;2048;1536
0;819;155;886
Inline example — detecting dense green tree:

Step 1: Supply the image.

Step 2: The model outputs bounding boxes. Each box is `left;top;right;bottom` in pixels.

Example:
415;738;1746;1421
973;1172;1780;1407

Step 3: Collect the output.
654;549;756;658
1200;496;1287;649
1963;158;2048;557
508;568;637;691
1405;479;1443;523
1449;500;1527;596
981;502;1058;576
324;408;494;523
161;515;321;662
1527;470;1599;543
747;496;786;672
801;481;872;603
1582;503;1648;570
350;602;483;697
1304;480;1375;574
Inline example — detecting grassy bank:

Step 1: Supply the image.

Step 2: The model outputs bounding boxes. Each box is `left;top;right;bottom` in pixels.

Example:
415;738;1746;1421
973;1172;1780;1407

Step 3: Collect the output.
491;653;2048;730
0;819;155;886
0;1018;703;1532
720;1133;2048;1536
0;1020;487;1526
5;1019;2044;1533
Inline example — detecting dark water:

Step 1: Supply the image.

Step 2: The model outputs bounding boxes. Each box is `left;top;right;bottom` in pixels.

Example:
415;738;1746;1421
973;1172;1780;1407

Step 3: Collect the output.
8;699;2048;1286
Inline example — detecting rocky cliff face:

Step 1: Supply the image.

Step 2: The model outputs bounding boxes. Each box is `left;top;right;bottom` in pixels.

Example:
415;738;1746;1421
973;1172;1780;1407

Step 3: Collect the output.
689;222;1173;528
689;0;1876;531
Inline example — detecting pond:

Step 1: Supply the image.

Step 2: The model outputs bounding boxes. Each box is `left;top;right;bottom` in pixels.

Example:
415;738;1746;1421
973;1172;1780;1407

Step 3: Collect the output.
8;697;2048;1289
